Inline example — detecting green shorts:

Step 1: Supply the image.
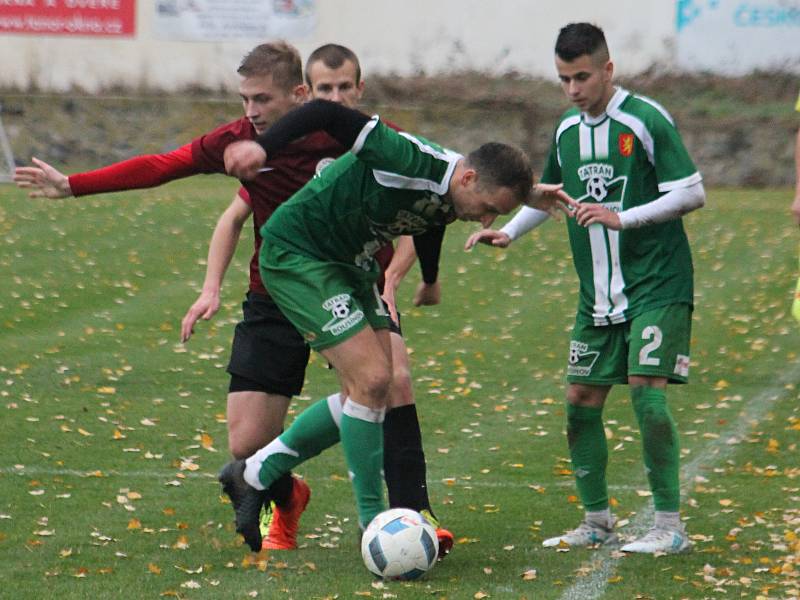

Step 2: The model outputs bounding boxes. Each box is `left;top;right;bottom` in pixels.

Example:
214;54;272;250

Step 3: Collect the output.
260;244;391;351
566;303;692;385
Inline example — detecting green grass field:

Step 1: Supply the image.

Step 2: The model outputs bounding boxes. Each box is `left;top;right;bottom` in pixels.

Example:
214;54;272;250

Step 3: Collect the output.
1;178;799;599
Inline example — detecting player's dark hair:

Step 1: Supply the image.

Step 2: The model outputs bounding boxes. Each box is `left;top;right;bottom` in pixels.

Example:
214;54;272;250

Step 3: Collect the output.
238;41;303;90
466;143;533;203
555;22;609;63
305;44;362;85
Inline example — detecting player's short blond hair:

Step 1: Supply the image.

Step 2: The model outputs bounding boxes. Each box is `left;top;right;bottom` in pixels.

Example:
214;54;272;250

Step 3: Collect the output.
238;41;303;91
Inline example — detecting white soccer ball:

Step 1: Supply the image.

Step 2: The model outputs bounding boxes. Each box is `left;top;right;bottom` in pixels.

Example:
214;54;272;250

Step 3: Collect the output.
361;508;439;580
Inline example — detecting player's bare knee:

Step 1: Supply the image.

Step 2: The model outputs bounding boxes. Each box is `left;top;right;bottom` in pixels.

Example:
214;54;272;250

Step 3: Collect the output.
391;362;412;388
351;368;392;405
390;368;414;406
566;384;606;408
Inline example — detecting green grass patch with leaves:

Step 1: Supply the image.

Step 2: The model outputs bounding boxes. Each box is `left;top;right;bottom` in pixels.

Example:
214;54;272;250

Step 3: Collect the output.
1;180;799;599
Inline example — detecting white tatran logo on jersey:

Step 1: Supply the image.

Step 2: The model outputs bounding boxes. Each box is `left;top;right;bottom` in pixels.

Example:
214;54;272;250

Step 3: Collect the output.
315;157;336;175
322;294;364;336
577;163;627;203
673;354;690;378
567;340;600;377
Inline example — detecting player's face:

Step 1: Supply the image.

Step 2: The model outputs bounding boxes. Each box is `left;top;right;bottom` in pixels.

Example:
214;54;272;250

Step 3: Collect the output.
239;74;305;134
452;181;520;227
306;60;364;108
555;53;614;117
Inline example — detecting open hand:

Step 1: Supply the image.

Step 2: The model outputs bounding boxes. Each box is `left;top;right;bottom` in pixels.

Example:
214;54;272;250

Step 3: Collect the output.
529;183;578;219
13;157;72;198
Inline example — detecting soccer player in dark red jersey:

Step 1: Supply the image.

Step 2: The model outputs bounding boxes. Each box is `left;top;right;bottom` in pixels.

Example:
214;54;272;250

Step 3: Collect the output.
14;41;333;550
15;42;453;555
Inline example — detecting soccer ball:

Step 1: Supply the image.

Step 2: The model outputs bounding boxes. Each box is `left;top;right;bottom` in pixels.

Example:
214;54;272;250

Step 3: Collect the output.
361;508;439;580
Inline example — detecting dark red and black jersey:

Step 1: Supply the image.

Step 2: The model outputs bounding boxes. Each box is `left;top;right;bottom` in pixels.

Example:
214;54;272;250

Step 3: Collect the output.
67;115;402;296
191;118;345;294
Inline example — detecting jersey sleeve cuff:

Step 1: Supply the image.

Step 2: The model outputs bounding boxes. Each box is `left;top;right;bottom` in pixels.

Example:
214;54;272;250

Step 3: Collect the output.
658;172;702;193
351;116;380;155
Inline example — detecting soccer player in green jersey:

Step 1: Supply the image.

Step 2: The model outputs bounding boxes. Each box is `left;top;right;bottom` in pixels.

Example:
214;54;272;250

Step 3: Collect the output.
217;99;573;550
466;22;706;554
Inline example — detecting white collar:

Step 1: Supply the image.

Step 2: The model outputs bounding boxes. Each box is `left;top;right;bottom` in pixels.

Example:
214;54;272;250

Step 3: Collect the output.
581;87;629;125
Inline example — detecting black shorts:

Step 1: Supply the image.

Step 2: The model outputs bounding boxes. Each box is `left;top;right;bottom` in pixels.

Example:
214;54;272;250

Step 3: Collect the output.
388;308;402;336
226;292;310;398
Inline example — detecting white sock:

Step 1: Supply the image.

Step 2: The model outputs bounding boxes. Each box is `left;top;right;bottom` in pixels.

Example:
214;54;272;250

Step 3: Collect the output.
326;392;344;429
342;397;385;423
654;511;681;530
243;438;299;491
586;508;612;526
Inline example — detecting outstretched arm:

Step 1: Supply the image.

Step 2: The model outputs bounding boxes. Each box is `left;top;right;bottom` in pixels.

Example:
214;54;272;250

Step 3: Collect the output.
13;157;72;198
225;100;370;180
14;146;197;199
464;182;571;250
574;182;706;230
180;192;252;342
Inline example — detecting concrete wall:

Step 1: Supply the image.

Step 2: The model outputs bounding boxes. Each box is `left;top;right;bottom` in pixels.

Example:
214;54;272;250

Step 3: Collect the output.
2;1;798;92
1;1;676;91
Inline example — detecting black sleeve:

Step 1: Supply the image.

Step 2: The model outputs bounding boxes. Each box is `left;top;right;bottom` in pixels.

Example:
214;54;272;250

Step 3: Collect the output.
256;99;371;154
413;226;445;284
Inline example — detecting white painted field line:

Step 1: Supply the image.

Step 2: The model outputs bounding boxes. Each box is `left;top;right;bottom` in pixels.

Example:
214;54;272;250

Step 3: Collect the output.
0;465;213;479
557;364;800;600
0;464;642;491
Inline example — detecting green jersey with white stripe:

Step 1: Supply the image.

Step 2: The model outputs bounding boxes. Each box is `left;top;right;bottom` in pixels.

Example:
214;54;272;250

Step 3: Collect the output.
541;87;701;325
261;116;459;273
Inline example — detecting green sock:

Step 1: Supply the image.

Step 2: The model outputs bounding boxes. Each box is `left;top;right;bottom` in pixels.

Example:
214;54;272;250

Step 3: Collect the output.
249;396;341;490
340;399;386;528
631;386;681;512
567;403;609;512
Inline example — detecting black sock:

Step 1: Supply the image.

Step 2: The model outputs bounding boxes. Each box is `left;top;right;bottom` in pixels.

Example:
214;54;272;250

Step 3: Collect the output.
383;404;434;518
268;472;294;508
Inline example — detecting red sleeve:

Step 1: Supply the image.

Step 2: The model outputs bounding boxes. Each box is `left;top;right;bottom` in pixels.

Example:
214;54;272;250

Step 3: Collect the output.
238;186;251;205
190;118;253;173
383;119;403;133
68;144;197;197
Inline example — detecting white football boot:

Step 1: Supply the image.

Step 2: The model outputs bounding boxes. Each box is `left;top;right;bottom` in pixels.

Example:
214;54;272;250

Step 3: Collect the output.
621;524;692;554
542;515;618;548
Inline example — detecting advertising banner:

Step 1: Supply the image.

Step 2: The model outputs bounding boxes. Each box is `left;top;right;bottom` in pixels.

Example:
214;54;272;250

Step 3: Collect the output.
0;0;136;36
153;0;316;41
676;0;800;73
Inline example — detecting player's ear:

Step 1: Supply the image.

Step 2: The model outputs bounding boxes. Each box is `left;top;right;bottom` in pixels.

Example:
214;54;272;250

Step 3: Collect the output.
461;168;478;188
292;83;309;104
603;60;614;82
